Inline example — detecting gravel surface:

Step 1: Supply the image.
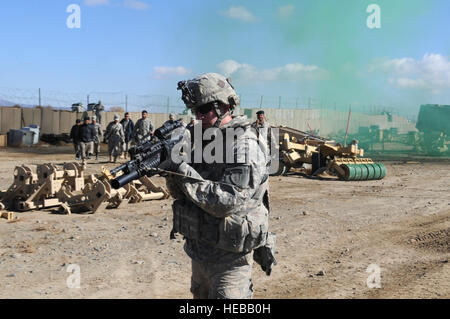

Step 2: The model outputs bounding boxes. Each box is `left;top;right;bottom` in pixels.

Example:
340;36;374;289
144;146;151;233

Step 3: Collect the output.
0;146;449;298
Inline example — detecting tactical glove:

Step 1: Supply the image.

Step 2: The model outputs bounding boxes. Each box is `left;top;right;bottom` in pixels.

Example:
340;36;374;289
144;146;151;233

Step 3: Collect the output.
253;232;277;276
158;142;182;172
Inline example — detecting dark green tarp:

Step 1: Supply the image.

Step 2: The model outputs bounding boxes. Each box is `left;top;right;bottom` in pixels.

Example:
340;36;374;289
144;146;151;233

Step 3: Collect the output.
416;104;450;135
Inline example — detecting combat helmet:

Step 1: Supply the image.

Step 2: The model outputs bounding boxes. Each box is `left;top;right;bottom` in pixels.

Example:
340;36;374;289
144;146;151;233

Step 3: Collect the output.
177;73;240;127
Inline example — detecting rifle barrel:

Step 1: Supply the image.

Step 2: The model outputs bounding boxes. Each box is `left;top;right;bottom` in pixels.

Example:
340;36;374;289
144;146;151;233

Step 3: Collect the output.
110;163;127;176
111;170;140;189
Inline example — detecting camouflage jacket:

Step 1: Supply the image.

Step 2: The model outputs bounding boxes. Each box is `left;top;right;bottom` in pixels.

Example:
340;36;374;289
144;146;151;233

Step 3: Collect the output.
251;120;274;149
133;118;154;143
105;122;124;144
166;115;270;263
90;123;103;143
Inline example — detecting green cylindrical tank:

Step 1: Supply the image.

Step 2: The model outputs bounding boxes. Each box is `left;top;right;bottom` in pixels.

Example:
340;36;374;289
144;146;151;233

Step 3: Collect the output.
341;163;386;181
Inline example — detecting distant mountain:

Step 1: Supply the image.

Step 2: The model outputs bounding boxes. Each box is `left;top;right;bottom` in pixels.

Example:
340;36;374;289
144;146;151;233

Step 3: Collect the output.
0;98;17;106
0;98;36;108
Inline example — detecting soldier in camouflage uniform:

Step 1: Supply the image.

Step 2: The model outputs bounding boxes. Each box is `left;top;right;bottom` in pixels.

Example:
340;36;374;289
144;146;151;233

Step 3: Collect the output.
165;113;176;124
251;110;279;174
132;110;154;144
160;73;276;299
251;110;275;149
95;100;104;125
90;115;103;161
104;114;125;163
186;116;196;130
120;112;135;159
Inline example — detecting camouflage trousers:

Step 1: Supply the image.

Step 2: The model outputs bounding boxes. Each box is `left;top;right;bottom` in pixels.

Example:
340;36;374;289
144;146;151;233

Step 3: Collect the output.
108;140;122;157
190;252;254;299
93;141;101;155
122;141;131;157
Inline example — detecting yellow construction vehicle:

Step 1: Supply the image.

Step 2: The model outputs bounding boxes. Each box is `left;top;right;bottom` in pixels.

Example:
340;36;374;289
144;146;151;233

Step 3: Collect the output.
272;126;386;181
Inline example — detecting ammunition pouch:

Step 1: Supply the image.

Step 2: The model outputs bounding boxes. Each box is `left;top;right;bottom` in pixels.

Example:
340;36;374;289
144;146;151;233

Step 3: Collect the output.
216;214;249;252
171;199;269;253
172;200;216;242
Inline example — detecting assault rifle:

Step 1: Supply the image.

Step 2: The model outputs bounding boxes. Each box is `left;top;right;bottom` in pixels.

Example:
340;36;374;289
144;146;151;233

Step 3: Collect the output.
110;119;184;189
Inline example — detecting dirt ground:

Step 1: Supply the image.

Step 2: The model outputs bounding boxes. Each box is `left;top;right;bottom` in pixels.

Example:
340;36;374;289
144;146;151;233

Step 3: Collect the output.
0;145;449;299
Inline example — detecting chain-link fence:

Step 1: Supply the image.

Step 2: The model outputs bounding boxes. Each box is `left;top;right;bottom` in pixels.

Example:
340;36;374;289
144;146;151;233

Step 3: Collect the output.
1;87;448;158
0;87;411;117
0;87;187;114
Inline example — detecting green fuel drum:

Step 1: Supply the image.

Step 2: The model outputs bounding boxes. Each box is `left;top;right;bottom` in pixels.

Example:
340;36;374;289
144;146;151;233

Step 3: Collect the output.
340;163;386;181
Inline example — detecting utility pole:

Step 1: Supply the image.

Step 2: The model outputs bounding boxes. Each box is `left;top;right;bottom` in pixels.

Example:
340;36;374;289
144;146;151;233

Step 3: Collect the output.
295;97;299;109
260;95;263;108
344;106;352;147
278;96;281;109
87;94;90;106
125;95;128;113
38;88;42;131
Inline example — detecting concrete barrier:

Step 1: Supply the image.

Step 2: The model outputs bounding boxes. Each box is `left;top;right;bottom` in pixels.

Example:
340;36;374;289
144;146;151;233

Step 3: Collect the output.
59;110;77;134
22;108;42;128
242;108;416;136
0;106;416;137
40;107;57;134
0;107;21;134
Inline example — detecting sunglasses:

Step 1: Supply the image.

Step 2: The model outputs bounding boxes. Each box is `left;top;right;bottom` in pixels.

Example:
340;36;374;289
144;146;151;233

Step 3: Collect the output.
195;103;215;115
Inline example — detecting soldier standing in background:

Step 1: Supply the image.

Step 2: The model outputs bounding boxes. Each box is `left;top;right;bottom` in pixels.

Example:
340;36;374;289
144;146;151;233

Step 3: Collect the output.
104;114;125;163
90;115;103;161
158;112;182;133
78;117;95;164
251;110;275;151
70;119;82;160
95;100;105;125
164;113;176;125
160;73;276;299
350;139;359;148
120;112;135;159
132;110;154;144
251;110;279;176
186;116;197;130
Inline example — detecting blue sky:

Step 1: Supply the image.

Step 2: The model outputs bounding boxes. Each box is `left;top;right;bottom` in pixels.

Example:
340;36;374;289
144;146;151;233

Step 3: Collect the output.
0;0;449;115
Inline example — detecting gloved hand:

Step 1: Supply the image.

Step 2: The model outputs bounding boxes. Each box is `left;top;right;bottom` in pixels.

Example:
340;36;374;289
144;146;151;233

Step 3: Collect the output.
158;157;181;172
253;232;277;276
158;143;182;172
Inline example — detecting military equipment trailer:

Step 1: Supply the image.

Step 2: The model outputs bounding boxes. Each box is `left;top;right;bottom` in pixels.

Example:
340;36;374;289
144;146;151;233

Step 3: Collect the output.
271;126;386;181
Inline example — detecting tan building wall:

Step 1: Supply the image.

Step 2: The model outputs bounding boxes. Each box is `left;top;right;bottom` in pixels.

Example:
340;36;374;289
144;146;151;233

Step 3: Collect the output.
243;108;417;136
0;107;22;133
0;106;416;137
